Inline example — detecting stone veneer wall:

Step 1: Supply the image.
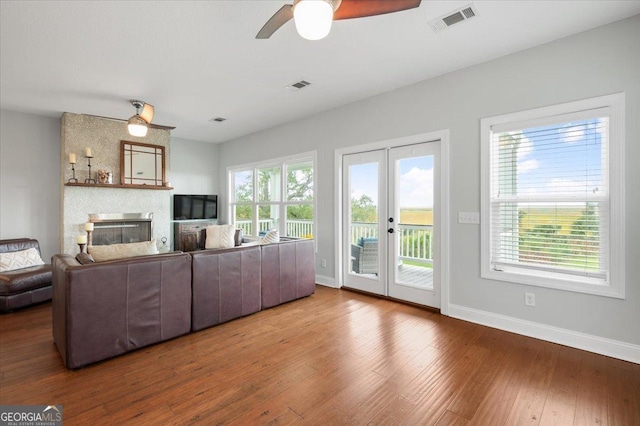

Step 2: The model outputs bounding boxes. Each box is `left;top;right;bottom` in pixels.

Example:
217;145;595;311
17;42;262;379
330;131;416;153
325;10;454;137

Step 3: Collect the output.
61;113;172;255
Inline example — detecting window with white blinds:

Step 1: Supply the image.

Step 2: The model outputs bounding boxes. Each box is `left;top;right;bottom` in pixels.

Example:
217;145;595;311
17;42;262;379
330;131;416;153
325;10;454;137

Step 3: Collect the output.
480;94;625;298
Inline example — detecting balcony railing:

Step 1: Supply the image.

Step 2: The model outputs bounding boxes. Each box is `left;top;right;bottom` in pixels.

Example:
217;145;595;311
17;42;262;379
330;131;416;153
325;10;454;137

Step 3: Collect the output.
351;221;433;264
234;220;432;263
235;219;313;238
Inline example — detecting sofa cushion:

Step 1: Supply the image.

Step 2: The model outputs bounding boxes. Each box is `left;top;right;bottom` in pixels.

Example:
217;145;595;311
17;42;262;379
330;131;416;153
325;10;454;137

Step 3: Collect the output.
89;240;159;262
191;245;262;331
357;236;378;247
205;225;235;249
259;229;280;245
0;248;45;272
261;238;316;309
0;264;52;295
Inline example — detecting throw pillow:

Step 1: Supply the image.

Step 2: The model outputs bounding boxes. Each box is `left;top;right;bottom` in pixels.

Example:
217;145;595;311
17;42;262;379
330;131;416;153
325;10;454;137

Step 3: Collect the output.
0;248;45;272
89;240;159;262
259;229;280;245
234;228;244;246
205;225;236;249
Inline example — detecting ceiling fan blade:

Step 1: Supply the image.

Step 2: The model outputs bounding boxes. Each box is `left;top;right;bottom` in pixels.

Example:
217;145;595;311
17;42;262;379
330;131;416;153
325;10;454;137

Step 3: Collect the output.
140;103;154;124
256;4;294;39
84;114;175;130
334;0;421;20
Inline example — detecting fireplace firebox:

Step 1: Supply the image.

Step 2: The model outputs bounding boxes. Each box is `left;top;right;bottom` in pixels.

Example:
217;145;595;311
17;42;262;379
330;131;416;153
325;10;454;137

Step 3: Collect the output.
88;213;153;245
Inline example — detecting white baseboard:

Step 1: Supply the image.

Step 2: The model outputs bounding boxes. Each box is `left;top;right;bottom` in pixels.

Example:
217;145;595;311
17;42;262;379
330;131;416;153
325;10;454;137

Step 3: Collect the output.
448;304;639;364
315;274;338;288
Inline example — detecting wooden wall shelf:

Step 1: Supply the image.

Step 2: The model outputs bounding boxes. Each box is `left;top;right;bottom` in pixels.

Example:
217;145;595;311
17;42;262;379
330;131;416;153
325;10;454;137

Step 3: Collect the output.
65;182;173;190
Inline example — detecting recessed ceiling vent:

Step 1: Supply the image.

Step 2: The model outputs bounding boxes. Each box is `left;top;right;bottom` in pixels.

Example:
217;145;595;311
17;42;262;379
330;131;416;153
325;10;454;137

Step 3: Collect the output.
210;117;227;123
285;80;311;91
429;4;478;33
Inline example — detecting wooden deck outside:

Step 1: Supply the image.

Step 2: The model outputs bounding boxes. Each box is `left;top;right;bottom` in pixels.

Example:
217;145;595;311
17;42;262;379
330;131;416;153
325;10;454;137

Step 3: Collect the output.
397;263;434;288
352;264;434;288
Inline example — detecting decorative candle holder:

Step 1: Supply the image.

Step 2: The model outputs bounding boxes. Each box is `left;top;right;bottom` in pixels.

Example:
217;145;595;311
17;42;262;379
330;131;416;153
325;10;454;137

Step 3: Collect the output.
78;243;86;253
68;163;78;183
85;156;96;184
84;222;94;253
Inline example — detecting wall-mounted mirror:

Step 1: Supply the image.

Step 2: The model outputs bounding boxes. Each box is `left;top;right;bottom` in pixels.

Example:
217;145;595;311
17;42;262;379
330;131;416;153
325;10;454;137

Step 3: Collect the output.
120;141;165;186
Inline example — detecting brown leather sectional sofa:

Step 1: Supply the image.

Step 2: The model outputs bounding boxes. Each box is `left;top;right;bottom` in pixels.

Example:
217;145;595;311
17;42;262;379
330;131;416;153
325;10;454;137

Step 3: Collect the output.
52;238;315;369
191;245;262;331
0;238;52;313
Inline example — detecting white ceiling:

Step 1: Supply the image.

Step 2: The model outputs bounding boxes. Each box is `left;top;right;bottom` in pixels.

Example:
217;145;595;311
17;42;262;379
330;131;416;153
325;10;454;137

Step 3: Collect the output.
1;1;639;144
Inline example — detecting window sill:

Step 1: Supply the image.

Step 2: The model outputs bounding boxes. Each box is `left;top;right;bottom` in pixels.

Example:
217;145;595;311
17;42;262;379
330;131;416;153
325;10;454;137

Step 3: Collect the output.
481;267;624;299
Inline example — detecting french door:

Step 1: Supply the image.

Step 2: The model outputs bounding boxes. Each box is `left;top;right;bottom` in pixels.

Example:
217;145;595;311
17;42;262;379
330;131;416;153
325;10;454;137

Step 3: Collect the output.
342;142;440;308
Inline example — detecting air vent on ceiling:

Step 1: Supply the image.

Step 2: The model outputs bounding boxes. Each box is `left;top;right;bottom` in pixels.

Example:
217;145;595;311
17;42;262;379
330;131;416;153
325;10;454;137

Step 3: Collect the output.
285;80;311;91
210;117;227;123
429;4;478;33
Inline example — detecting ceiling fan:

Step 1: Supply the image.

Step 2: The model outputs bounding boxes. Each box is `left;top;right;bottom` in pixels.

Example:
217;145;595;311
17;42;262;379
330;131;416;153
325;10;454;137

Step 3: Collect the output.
256;0;422;40
84;100;175;137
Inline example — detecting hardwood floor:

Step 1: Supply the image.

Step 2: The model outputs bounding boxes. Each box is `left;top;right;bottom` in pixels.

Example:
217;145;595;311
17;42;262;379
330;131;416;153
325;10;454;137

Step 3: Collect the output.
0;286;638;425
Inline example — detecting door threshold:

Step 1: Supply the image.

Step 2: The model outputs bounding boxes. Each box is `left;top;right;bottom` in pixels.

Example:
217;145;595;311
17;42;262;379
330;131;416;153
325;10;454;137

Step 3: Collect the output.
341;286;441;314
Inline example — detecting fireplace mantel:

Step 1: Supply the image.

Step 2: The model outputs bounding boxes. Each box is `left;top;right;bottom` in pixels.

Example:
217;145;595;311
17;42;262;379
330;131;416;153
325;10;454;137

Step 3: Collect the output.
65;183;173;190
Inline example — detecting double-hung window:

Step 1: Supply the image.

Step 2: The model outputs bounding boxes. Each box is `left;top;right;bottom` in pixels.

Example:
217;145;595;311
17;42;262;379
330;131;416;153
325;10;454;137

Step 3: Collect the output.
229;152;316;240
481;93;625;298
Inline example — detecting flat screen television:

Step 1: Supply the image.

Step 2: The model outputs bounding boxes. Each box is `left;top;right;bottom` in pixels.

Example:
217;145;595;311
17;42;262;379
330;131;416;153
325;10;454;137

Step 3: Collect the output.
173;195;218;220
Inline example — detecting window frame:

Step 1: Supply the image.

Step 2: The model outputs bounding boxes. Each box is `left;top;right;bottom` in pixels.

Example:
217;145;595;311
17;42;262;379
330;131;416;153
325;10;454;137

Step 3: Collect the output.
480;93;625;298
228;151;317;242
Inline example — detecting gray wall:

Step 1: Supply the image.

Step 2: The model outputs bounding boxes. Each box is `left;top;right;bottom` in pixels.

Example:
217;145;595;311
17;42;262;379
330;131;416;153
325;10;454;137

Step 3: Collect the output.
170;137;219;196
217;16;640;346
0;109;61;261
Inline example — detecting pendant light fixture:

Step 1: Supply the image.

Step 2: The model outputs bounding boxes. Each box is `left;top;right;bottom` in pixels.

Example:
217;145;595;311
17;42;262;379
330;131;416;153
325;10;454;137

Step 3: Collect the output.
127;100;154;137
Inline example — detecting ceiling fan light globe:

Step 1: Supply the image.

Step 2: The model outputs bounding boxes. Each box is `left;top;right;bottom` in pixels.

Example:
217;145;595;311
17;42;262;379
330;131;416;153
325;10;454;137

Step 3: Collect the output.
127;115;148;137
294;0;333;40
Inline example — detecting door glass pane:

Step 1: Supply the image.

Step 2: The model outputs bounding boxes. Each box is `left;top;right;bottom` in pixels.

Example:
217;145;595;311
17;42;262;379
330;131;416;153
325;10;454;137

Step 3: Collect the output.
286;205;313;238
396;156;434;288
349;163;379;276
258;204;279;235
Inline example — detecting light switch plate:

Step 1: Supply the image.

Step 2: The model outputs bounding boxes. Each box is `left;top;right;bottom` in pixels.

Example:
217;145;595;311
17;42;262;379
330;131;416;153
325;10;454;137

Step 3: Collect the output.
458;212;480;224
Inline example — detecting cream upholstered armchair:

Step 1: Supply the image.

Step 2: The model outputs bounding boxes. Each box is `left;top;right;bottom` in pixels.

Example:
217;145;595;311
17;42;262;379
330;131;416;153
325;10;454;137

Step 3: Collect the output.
351;238;378;275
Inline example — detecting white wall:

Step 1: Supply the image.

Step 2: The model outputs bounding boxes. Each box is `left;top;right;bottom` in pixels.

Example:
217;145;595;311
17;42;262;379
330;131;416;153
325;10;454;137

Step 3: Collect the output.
170;137;219;196
217;16;640;349
0;109;60;261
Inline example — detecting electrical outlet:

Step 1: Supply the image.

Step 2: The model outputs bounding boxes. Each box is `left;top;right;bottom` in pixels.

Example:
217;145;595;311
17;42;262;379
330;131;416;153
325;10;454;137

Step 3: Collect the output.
321;258;327;268
525;292;535;307
458;212;480;224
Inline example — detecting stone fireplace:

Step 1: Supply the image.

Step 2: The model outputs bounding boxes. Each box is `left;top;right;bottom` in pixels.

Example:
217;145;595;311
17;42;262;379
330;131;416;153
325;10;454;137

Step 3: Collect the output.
60;113;171;255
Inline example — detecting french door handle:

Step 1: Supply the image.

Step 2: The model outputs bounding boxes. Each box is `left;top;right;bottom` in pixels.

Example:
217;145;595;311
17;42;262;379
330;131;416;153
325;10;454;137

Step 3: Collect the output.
388;228;394;234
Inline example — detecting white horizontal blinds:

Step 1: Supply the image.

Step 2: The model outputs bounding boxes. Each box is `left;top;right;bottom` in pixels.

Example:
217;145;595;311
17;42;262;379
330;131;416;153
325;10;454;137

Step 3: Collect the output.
490;111;609;279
